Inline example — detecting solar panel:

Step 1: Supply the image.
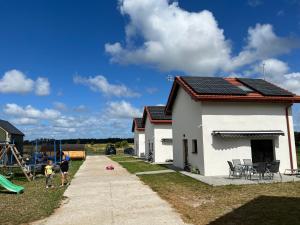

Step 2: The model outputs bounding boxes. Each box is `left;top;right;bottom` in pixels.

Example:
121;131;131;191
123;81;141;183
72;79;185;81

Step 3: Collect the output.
135;118;144;128
237;78;294;97
181;77;247;95
147;106;171;120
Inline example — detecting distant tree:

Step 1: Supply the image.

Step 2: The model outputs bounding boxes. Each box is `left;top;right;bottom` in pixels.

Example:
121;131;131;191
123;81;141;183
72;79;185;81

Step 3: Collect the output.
115;142;121;148
120;140;129;148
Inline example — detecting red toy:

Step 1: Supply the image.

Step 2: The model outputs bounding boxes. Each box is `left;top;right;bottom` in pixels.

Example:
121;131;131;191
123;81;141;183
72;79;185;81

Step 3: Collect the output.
106;165;114;170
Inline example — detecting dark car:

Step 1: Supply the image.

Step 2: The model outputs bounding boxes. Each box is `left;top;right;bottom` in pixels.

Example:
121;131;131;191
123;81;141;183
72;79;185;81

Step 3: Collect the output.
105;145;116;155
124;147;134;155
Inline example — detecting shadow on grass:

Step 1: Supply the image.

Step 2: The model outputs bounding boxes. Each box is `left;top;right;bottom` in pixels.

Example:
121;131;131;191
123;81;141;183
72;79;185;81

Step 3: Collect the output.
0;190;16;195
209;196;300;225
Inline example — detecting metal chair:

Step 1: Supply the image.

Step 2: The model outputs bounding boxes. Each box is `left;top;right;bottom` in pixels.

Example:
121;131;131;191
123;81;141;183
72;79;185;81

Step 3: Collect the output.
227;161;243;178
266;160;282;181
243;159;253;179
232;159;242;167
243;159;252;166
249;162;267;180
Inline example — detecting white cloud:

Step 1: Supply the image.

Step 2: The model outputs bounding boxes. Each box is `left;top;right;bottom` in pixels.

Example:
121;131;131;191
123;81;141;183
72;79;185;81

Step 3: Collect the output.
106;101;142;118
277;10;285;16
146;87;159;94
74;105;87;112
73;75;140;97
231;24;300;69
12;118;39;125
4;103;61;119
105;0;300;75
248;0;263;7
53;102;68;111
0;70;34;94
35;77;50;96
2;101;140;139
0;70;50;96
249;58;300;94
106;0;232;75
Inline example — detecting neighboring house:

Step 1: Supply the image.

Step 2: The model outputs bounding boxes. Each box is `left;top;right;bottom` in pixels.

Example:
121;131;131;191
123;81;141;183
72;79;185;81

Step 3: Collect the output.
142;106;173;163
165;76;300;176
0;119;24;154
132;118;145;157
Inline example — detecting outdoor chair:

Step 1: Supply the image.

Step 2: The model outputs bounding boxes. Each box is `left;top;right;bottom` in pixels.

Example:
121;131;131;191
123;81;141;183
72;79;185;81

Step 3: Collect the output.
248;162;267;180
227;161;243;178
232;159;242;166
243;159;252;166
242;159;253;178
266;160;282;181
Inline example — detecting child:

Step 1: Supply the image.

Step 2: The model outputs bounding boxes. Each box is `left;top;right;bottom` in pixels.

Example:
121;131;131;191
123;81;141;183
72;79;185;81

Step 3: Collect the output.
60;156;69;187
45;160;54;188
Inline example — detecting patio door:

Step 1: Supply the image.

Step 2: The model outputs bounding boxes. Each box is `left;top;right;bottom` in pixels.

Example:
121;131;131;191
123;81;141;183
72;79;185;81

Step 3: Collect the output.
251;140;274;163
183;139;188;167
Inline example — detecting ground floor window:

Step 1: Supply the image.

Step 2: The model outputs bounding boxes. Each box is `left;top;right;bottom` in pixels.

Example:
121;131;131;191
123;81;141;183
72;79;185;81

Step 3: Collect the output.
183;139;188;166
192;139;198;154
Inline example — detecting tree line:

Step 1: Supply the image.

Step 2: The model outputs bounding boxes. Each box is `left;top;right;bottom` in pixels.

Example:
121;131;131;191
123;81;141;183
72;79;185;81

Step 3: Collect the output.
24;138;134;145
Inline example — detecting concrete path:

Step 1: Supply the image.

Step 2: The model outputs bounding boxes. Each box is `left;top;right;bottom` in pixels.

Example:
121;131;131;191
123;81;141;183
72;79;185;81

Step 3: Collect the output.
33;156;187;225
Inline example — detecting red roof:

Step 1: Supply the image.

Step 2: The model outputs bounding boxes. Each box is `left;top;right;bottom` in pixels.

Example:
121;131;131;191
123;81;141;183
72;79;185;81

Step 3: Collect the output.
165;76;300;114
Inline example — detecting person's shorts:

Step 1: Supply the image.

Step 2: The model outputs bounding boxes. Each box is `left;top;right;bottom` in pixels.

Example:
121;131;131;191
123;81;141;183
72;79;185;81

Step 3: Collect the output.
61;171;68;175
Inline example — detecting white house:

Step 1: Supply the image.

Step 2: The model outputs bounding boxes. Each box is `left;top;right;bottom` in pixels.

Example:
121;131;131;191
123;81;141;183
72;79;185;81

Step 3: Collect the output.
142;106;173;163
165;76;300;176
132;118;145;157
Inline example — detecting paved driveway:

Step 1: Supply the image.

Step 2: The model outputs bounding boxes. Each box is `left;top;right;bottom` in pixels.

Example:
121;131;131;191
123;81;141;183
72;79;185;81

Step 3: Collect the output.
33;156;187;225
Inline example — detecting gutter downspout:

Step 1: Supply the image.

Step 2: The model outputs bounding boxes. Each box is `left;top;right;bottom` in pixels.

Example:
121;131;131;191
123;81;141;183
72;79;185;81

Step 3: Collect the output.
285;104;294;170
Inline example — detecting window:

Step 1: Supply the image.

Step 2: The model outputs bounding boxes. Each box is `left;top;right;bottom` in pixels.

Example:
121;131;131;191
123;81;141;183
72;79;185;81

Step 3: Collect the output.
192;139;198;154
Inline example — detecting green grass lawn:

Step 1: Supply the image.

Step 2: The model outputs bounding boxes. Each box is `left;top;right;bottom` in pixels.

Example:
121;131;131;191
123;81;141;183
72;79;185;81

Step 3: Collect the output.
0;160;83;225
117;160;168;174
109;154;138;162
85;144;106;155
139;172;300;225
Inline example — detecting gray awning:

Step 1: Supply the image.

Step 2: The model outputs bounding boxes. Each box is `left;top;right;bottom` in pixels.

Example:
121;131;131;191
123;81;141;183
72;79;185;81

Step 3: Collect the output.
212;130;285;138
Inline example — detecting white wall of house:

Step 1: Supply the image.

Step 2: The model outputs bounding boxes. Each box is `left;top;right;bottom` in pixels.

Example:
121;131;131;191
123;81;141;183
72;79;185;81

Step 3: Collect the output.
134;130;145;157
144;115;173;163
202;102;297;176
172;87;205;173
154;125;173;163
145;117;154;160
171;86;297;176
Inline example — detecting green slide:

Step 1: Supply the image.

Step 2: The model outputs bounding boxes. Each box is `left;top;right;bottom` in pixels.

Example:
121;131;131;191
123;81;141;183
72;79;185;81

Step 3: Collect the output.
0;174;24;194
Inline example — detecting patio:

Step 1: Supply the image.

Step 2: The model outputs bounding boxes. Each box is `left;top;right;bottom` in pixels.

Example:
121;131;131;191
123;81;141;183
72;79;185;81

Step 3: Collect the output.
180;171;300;186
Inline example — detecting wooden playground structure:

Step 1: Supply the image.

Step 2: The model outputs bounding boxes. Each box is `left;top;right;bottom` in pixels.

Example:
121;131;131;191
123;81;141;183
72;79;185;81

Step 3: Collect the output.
0;142;33;181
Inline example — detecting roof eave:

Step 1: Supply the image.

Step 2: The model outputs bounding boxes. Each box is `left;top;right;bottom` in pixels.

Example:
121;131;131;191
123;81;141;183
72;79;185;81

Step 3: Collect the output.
194;95;300;103
165;76;199;114
151;120;172;124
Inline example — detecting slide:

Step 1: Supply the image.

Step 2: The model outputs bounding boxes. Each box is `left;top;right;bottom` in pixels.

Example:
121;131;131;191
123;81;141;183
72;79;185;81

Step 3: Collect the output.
0;174;24;194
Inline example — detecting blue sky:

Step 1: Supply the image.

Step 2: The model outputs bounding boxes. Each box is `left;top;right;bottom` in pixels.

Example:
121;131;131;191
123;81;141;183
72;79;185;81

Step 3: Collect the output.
1;0;300;140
